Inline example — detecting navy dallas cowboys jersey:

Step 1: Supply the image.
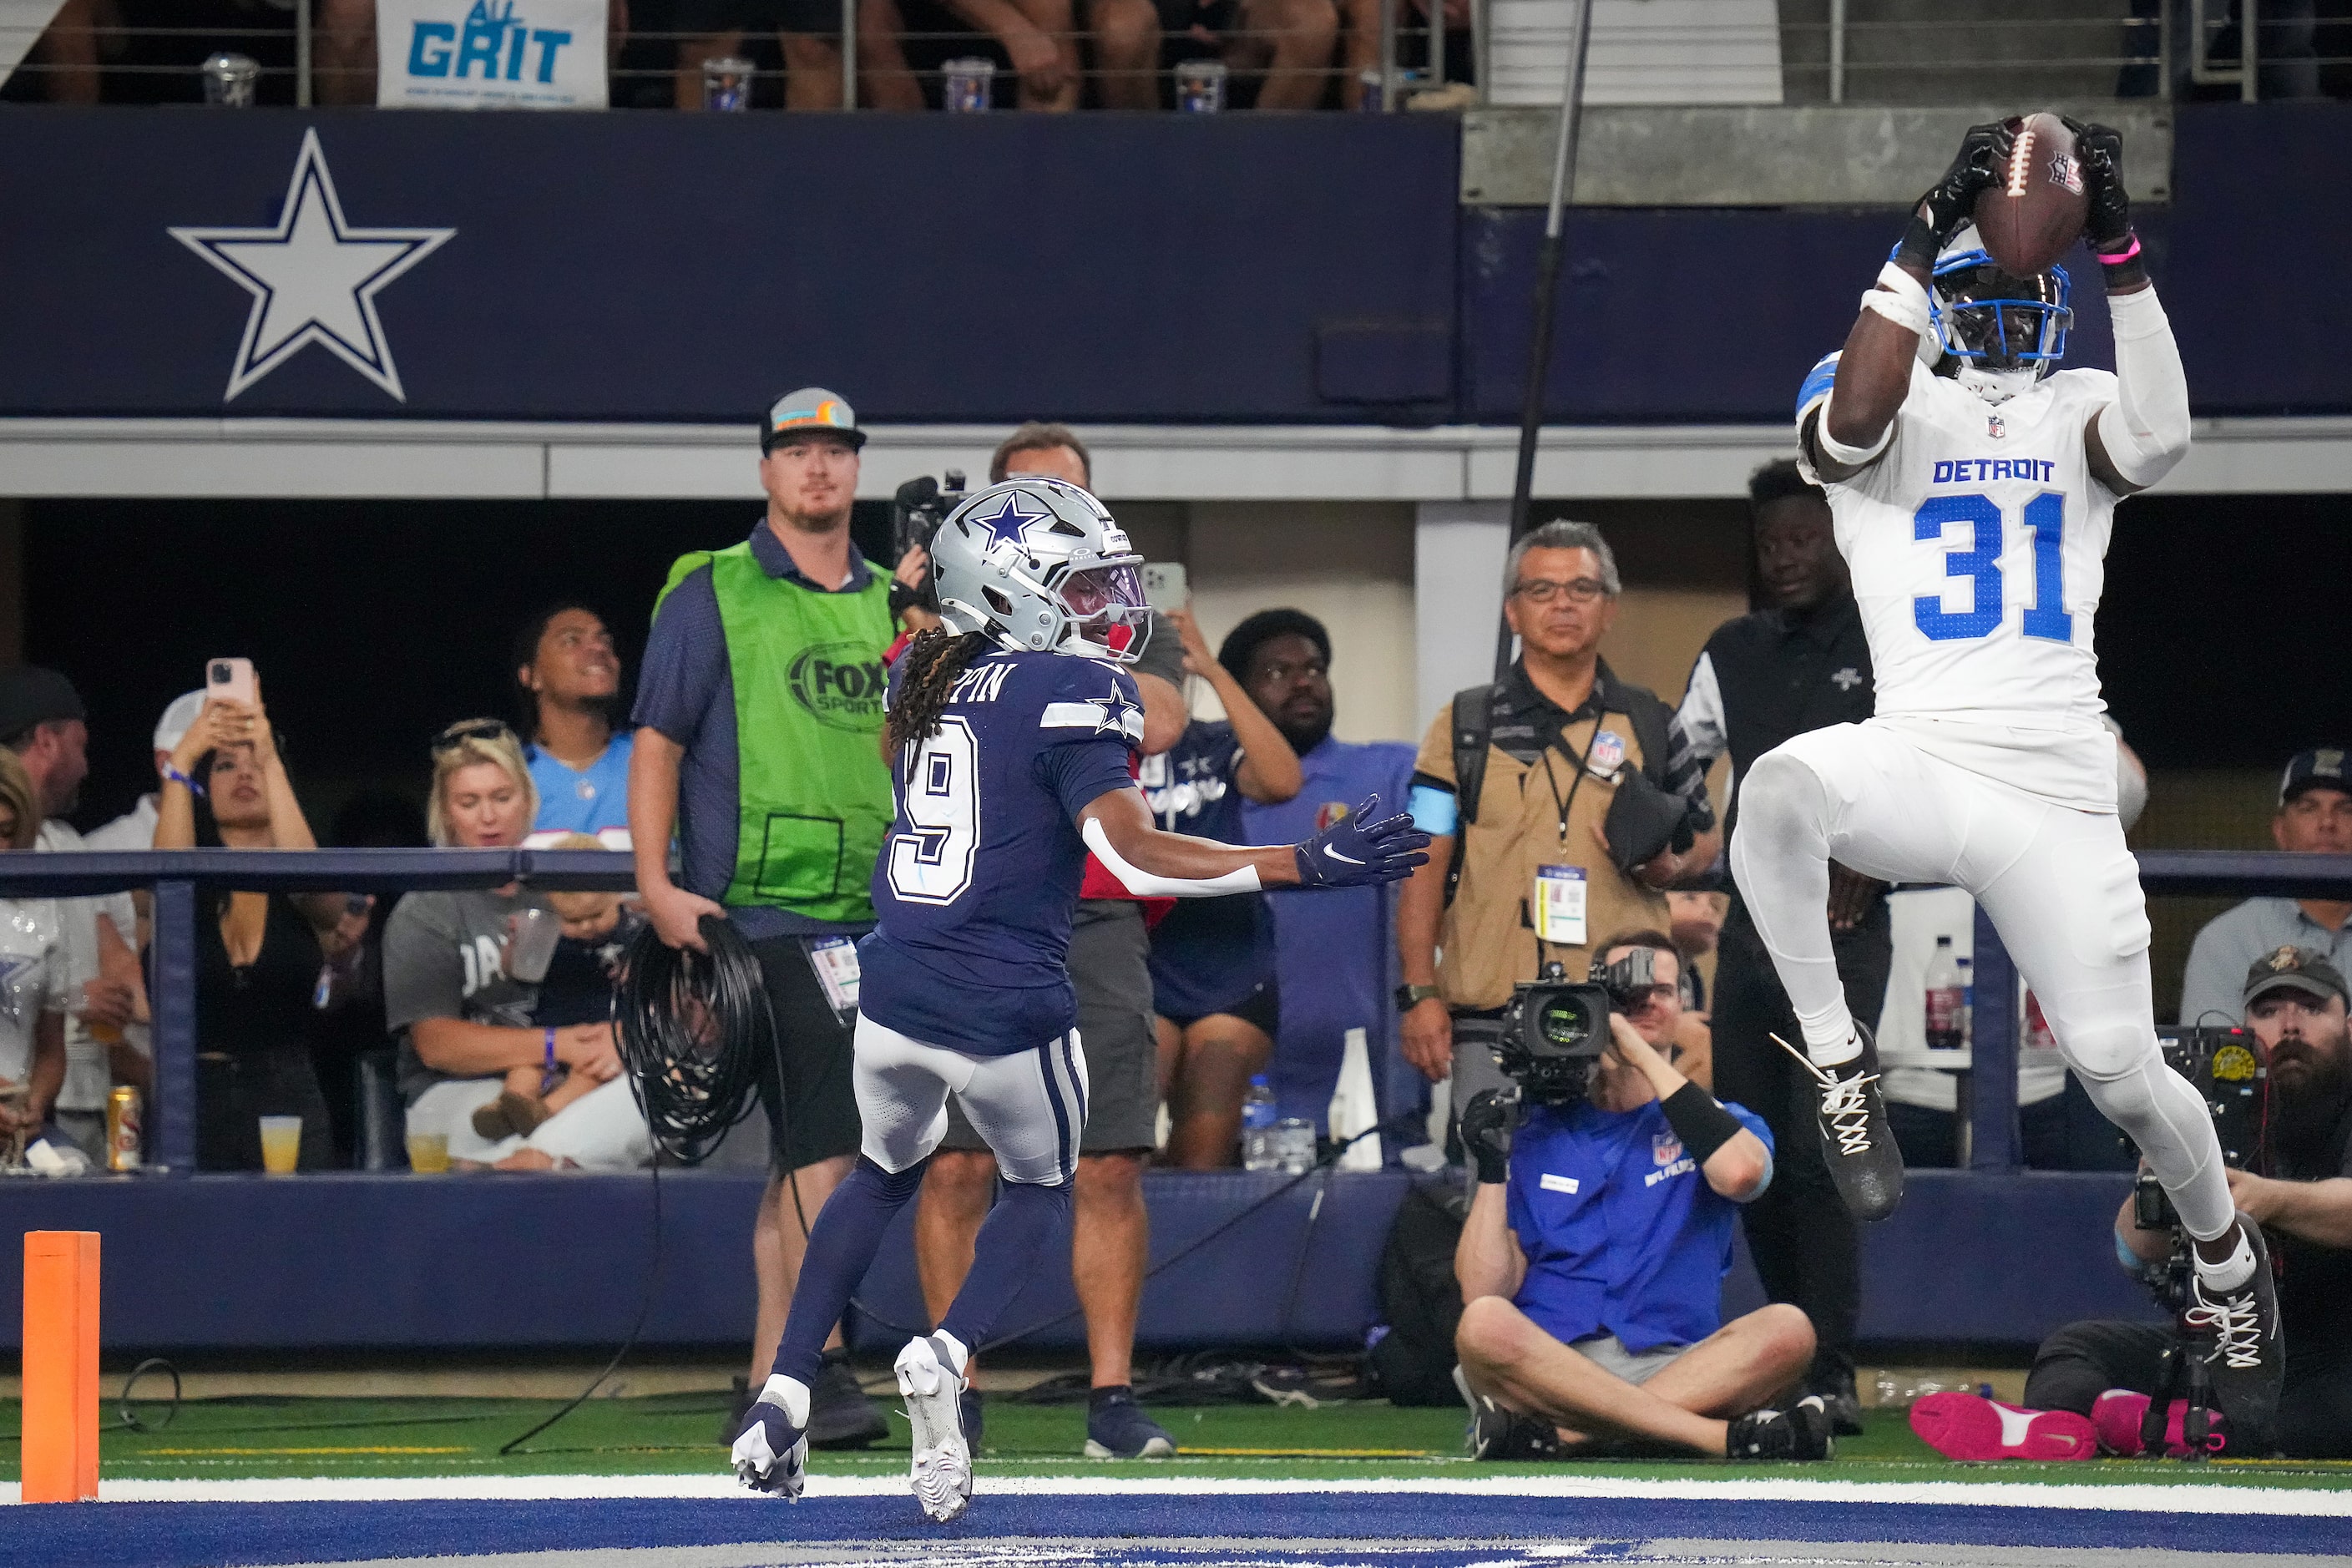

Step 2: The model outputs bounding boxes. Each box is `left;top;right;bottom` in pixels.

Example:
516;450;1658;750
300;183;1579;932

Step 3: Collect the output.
859;649;1146;1057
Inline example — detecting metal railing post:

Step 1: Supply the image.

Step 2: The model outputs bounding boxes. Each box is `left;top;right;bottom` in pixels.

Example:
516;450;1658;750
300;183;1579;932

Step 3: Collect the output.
842;0;858;109
151;879;198;1176
297;0;313;106
1379;0;1399;109
1828;0;1846;104
1968;903;2021;1171
2243;0;2258;100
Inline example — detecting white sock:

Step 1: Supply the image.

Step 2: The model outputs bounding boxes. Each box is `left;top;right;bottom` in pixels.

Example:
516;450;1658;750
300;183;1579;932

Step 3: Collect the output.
758;1373;812;1429
2194;1227;2255;1293
1799;1004;1860;1066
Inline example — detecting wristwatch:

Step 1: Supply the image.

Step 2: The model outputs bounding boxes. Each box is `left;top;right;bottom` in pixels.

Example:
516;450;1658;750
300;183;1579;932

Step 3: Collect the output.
1394;983;1442;1014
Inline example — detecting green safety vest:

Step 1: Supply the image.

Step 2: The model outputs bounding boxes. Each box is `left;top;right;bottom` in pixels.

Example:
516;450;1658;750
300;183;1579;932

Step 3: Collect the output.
655;539;896;923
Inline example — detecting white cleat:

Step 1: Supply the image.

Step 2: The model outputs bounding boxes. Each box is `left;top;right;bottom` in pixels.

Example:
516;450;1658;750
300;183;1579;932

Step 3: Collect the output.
895;1333;973;1523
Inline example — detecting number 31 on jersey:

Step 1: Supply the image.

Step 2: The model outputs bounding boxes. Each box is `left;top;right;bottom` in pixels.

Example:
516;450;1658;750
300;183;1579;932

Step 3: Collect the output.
1913;491;2073;645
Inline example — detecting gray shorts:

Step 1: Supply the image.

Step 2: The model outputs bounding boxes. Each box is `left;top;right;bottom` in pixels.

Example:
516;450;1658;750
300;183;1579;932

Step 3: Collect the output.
1571;1333;1687;1387
940;899;1158;1156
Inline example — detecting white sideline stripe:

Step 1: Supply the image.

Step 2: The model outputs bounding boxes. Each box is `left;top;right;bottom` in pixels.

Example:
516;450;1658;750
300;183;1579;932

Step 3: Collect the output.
11;1474;2352;1513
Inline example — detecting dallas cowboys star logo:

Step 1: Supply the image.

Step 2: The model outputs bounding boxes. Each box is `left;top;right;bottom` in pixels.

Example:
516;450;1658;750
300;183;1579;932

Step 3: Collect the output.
169;130;454;403
1094;691;1143;741
1831;666;1864;691
969;490;1054;551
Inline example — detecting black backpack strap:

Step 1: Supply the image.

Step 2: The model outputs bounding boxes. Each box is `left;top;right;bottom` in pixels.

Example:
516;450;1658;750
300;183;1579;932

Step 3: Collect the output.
1444;684;1498;909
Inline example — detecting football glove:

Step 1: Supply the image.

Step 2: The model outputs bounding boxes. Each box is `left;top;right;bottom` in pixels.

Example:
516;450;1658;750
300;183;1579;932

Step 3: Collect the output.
1899;120;2014;270
731;1378;810;1498
1293;795;1432;889
1459;1087;1521;1186
2061;116;2131;251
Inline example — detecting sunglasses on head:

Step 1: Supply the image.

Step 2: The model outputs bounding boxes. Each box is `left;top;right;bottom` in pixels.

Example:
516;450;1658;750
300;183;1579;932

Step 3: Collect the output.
432;719;515;756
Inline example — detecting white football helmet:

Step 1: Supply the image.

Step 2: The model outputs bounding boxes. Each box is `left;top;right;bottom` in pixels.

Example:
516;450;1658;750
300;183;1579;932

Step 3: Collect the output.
930;477;1149;663
1924;222;2074;405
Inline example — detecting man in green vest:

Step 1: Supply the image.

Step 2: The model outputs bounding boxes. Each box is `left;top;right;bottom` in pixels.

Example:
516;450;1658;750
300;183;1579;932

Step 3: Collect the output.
630;387;922;1448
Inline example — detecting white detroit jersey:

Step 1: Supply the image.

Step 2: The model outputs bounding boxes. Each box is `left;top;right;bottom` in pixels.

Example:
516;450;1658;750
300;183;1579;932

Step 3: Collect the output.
1801;358;2125;812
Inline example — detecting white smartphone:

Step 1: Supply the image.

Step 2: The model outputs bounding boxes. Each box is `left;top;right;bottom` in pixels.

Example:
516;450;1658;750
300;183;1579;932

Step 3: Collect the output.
1142;563;1188;614
205;657;256;707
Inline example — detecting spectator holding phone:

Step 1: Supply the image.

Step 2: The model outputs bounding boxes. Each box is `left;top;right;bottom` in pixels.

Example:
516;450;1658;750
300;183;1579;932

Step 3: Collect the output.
514;603;635;848
154;685;367;1172
386;721;650;1171
1147;604;1302;1166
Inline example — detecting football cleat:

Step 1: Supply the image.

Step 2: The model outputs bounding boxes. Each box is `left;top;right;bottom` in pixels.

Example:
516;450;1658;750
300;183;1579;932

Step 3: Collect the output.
1726;1395;1834;1462
1771;1028;1904;1222
2184;1216;2283;1456
896;1333;974;1523
1909;1392;2097;1462
730;1375;811;1499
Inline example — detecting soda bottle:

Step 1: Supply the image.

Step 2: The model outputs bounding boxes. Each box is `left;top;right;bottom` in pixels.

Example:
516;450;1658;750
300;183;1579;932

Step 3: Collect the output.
1242;1075;1278;1171
1925;936;1965;1052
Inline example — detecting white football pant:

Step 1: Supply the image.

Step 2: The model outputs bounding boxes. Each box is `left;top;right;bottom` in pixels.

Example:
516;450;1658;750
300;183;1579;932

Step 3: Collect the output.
852;1014;1088;1186
1730;720;2233;1242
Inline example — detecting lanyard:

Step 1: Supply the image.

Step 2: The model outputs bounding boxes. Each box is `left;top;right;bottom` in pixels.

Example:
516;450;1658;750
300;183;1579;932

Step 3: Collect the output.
1536;711;1606;846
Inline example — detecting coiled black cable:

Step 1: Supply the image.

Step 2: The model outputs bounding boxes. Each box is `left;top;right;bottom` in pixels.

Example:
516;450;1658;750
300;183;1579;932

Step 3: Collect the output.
614;913;776;1165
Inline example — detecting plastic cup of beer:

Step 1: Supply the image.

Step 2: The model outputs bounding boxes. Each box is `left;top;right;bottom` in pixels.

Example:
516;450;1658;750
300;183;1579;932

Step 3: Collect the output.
258;1115;302;1175
406;1130;451;1174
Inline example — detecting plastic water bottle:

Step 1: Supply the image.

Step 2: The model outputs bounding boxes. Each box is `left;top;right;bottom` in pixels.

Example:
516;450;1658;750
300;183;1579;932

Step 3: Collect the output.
1925;936;1965;1052
1272;1118;1318;1175
1242;1075;1279;1171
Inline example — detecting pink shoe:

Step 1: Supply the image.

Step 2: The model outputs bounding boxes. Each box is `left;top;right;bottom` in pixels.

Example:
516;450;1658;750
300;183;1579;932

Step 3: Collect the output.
2093;1389;2227;1458
1909;1392;2097;1461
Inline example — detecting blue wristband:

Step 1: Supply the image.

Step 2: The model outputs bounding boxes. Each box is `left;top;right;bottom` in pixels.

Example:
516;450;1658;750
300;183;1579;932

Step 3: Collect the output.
544;1027;557;1074
161;763;206;797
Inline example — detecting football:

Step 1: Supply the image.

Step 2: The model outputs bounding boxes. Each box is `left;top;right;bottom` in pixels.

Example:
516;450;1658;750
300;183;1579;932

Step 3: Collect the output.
1970;112;2088;276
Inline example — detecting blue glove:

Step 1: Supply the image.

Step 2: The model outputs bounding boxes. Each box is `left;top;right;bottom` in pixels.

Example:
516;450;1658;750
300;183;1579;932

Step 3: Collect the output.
1293;795;1432;890
731;1377;810;1498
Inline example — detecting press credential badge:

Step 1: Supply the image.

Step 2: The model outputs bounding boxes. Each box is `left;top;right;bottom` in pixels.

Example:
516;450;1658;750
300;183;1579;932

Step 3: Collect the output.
1533;864;1587;948
806;936;862;1025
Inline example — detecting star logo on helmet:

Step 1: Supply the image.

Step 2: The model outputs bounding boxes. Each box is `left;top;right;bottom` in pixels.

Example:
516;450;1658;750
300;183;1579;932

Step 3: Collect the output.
969;490;1053;552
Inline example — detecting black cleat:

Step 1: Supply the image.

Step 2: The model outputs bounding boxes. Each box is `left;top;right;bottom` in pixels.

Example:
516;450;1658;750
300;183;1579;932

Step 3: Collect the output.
1773;1029;1904;1222
805;1348;889;1449
1726;1394;1835;1462
2184;1214;2284;1457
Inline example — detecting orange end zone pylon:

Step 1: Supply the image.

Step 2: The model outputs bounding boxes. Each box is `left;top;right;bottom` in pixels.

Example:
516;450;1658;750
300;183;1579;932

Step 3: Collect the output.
22;1230;100;1503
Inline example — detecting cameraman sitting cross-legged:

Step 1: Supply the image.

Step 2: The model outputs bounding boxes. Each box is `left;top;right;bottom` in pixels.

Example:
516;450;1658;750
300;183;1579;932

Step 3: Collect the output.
1452;931;1832;1462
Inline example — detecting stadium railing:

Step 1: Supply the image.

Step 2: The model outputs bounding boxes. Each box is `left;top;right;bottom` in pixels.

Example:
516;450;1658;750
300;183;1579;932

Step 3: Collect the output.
0;845;2346;1177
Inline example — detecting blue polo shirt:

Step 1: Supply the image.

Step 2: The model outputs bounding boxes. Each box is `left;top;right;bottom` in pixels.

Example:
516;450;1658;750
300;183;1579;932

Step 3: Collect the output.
1505;1095;1772;1353
1240;736;1416;1126
526;731;635;844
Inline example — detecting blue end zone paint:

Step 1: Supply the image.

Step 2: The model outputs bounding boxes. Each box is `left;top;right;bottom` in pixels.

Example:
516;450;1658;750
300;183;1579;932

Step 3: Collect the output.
14;1494;2352;1568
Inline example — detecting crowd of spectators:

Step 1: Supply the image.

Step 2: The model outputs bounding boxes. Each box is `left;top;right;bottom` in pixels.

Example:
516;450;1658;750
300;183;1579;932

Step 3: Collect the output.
11;0;1470;111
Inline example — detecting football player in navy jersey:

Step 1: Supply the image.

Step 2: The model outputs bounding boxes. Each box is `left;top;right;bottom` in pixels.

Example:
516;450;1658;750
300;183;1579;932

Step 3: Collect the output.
731;477;1431;1520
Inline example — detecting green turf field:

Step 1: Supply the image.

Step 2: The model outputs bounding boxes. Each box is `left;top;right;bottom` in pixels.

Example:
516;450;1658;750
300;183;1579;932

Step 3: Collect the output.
7;1392;2352;1490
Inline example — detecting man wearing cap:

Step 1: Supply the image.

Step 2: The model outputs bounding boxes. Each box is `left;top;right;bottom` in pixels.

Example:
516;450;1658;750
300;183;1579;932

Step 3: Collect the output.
1978;946;2352;1459
630;389;923;1448
2179;749;2352;1028
0;667;142;1165
87;690;209;856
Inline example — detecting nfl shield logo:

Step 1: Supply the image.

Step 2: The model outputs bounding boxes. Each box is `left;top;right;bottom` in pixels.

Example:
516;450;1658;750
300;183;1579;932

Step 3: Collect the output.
1653;1130;1684;1165
1590;730;1626;776
1986;412;2006;439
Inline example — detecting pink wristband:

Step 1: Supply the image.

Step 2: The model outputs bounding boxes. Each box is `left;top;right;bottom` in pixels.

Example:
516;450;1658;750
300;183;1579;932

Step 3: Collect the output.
2095;234;2142;265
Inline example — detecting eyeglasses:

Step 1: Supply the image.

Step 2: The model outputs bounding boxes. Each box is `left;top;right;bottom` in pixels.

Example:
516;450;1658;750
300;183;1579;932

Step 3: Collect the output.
1511;577;1610;605
432;719;516;755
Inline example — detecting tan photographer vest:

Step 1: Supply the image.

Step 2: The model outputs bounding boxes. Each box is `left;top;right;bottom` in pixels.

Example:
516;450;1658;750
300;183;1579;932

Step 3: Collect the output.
1421;690;1672;1011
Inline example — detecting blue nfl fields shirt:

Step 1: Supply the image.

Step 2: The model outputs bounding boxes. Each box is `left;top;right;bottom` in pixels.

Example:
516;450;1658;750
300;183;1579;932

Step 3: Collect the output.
1505;1096;1773;1353
1240;735;1417;1129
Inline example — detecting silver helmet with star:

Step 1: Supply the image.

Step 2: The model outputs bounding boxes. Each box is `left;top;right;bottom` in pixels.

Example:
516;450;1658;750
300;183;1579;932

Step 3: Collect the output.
930;477;1150;664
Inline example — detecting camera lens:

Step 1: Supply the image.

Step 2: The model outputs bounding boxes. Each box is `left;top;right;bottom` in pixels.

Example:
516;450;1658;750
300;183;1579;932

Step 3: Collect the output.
1538;996;1593;1050
210;662;230;682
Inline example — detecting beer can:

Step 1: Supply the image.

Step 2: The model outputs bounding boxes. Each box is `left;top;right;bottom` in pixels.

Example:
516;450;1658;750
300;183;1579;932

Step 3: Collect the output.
942;58;996;113
702;56;755;111
107;1085;143;1171
1175;59;1227;113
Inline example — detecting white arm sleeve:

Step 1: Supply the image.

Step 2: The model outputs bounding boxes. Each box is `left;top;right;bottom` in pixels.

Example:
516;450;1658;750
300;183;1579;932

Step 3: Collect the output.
1082;816;1264;898
2095;286;2191;489
1676;652;1727;765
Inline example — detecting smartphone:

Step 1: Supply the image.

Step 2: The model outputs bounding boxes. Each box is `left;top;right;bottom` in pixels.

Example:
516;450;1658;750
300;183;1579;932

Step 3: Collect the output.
1142;563;1188;614
205;658;256;707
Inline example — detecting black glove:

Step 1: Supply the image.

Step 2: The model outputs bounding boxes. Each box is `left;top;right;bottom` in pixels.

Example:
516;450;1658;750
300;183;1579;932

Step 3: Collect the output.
1601;766;1695;876
1897;120;2013;271
2061;116;2131;251
1459;1087;1520;1186
1294;794;1433;890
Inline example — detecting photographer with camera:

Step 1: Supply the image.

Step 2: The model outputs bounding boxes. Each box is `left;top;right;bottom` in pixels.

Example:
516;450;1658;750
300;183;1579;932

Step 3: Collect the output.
1450;931;1830;1462
1913;947;2352;1461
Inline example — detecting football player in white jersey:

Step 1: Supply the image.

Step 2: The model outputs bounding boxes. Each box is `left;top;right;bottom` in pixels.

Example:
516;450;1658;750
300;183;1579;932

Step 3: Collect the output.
1730;120;2284;1449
